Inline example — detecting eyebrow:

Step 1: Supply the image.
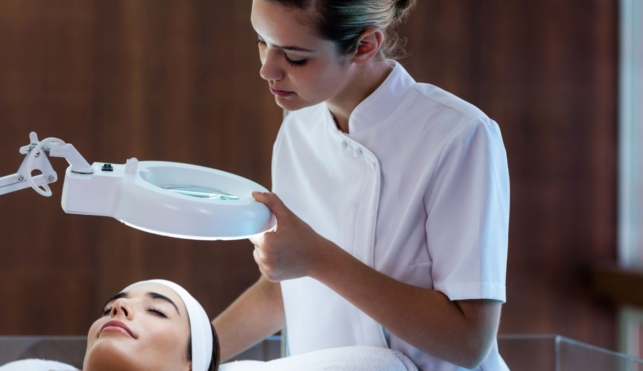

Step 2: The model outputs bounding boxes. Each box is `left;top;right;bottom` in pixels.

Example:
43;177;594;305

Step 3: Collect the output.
103;291;181;316
278;44;315;52
147;292;181;315
257;35;314;52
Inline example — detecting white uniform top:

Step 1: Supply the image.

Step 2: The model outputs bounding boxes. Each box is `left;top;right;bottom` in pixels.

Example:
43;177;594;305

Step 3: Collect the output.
273;61;510;371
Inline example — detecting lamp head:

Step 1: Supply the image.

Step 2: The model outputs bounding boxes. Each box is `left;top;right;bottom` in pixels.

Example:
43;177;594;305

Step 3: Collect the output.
61;159;276;240
2;133;276;240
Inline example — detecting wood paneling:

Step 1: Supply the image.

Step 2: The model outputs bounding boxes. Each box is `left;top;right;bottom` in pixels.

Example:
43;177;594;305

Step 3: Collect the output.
397;0;618;349
0;0;618;351
0;0;282;335
0;0;100;335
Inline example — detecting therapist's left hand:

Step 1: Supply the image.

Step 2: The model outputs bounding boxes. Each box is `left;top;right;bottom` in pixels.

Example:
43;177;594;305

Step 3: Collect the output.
249;191;330;282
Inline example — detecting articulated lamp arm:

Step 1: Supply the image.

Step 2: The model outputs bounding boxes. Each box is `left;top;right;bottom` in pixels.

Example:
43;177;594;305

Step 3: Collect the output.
0;132;93;197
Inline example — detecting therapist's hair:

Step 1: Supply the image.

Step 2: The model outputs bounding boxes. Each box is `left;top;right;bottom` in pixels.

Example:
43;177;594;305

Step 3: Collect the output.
187;323;220;371
268;0;417;58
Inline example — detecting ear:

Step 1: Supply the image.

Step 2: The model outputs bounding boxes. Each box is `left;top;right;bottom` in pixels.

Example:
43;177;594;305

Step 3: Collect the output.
352;28;385;65
184;360;192;371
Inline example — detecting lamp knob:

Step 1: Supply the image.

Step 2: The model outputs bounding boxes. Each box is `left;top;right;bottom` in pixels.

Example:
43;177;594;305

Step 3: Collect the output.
29;132;39;144
125;158;139;174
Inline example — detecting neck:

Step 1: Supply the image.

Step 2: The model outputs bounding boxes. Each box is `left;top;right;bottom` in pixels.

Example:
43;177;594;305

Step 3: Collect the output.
326;59;393;133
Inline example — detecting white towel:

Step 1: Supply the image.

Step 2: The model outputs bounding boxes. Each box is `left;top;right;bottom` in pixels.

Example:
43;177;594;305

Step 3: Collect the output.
0;359;78;371
219;346;418;371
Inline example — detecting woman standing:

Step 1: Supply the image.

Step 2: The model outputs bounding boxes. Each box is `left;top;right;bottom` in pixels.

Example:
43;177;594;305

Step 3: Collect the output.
213;1;510;370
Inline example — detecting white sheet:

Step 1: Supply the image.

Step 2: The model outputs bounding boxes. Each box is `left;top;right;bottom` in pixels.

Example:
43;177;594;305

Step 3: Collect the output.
220;346;418;371
0;359;78;371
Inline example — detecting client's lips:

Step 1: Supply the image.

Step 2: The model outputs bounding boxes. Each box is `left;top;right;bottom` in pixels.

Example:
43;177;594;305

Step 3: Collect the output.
101;320;136;338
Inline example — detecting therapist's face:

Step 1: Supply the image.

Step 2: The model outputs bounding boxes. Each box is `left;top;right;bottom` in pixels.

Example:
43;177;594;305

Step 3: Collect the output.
83;283;191;371
250;0;354;111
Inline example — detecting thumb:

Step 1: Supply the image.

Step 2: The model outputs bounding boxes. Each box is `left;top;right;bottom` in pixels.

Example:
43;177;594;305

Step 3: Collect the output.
252;192;291;219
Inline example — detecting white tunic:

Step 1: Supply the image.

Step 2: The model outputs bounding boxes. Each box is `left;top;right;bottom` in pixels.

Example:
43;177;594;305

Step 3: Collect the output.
273;61;510;371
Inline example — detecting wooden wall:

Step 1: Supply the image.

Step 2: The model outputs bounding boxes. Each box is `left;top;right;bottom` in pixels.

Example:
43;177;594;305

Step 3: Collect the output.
0;0;282;335
396;0;618;348
0;0;618;351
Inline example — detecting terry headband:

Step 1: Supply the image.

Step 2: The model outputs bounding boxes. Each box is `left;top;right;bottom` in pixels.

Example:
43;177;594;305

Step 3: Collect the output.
124;279;213;371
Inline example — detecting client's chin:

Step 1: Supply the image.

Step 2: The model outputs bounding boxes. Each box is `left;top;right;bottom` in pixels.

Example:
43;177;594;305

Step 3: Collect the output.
83;336;141;371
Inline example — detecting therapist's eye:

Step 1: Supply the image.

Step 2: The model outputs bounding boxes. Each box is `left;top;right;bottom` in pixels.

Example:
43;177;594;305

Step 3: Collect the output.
256;39;308;67
285;56;308;67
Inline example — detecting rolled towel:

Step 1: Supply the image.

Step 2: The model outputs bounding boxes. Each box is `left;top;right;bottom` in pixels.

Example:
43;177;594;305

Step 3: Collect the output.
0;359;78;371
219;346;418;371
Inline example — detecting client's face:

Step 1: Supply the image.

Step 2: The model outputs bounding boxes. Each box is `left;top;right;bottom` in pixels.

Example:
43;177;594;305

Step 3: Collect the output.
84;283;192;371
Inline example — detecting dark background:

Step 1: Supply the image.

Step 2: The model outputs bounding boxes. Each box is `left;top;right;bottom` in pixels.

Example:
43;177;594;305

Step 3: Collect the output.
0;0;617;350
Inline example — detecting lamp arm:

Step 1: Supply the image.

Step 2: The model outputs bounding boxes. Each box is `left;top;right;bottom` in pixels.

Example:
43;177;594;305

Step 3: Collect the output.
48;143;94;174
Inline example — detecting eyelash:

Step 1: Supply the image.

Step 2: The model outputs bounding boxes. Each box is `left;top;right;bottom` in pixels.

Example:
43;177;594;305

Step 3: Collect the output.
101;307;167;318
256;40;308;67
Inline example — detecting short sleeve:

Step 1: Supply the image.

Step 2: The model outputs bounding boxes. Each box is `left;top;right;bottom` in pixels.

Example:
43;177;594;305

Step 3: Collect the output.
425;117;510;302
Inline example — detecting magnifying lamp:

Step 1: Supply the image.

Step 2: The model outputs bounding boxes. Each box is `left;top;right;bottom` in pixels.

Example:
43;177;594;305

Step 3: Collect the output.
0;132;276;240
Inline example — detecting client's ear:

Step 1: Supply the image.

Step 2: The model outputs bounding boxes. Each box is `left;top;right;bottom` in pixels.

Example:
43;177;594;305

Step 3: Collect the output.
183;361;192;371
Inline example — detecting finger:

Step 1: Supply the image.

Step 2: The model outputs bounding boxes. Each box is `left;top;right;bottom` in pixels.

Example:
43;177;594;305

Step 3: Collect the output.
253;248;264;266
254;245;270;263
252;192;290;219
260;229;275;244
249;233;264;246
253;249;275;280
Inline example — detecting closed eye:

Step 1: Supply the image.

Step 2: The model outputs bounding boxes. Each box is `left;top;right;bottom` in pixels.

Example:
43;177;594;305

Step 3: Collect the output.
257;39;308;67
101;307;167;318
148;308;167;318
285;57;308;67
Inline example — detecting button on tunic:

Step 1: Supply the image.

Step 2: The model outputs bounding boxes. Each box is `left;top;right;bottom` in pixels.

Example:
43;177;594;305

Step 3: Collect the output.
272;62;510;371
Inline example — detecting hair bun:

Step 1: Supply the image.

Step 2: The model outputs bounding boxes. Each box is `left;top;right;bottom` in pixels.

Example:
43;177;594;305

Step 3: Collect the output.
396;0;414;10
393;0;417;21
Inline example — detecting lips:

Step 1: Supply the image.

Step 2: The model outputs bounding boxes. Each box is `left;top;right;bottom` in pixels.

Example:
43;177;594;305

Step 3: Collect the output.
269;86;294;98
100;320;136;338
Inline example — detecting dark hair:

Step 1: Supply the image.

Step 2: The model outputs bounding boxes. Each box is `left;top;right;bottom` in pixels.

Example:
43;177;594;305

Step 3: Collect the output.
187;323;221;371
267;0;417;58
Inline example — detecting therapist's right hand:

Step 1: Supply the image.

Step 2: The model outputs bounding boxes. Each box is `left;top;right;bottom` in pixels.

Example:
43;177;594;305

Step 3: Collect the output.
249;191;335;282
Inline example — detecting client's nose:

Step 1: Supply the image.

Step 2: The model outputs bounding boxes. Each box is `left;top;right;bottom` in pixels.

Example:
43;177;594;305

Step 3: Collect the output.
110;298;131;318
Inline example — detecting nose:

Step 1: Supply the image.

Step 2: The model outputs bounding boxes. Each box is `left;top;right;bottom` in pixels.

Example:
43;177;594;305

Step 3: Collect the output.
259;49;284;82
110;298;132;319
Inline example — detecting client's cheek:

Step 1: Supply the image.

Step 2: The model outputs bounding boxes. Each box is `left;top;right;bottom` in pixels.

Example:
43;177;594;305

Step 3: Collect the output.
85;320;102;348
142;324;191;369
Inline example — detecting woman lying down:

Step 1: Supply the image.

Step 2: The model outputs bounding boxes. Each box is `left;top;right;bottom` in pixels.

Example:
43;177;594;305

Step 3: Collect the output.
0;280;416;371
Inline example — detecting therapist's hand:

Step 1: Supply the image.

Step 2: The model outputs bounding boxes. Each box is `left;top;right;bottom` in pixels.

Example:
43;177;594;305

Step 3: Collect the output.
249;191;331;282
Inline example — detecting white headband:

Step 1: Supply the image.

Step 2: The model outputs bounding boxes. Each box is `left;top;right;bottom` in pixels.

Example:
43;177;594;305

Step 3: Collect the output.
124;279;213;371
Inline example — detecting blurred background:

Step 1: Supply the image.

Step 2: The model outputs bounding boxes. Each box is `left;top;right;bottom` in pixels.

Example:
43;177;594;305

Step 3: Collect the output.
1;0;642;361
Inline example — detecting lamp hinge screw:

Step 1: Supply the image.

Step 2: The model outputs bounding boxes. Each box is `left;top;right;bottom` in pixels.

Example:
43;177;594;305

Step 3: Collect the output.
18;175;24;182
48;175;55;182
